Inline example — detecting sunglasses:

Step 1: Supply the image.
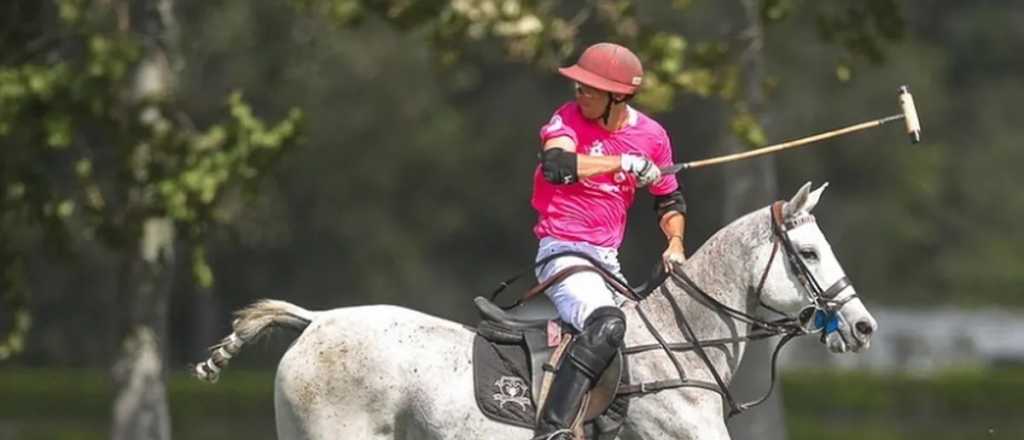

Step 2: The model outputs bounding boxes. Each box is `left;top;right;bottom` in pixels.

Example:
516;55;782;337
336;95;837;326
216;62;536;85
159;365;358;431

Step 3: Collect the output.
574;82;602;97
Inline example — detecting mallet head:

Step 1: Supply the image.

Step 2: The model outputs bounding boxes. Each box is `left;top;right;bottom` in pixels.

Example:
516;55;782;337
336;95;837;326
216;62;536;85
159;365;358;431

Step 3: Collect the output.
898;85;921;143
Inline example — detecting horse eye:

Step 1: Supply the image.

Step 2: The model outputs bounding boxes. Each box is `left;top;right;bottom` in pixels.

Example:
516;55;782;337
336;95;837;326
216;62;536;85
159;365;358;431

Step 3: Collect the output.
799;249;818;261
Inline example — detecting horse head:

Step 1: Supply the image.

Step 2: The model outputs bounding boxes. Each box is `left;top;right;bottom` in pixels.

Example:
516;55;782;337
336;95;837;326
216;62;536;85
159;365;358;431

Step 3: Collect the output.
753;182;877;353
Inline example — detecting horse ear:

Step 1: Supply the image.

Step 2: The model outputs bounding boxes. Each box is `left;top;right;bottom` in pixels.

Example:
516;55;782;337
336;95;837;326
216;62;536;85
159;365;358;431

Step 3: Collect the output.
783;182;813;219
804;182;829;214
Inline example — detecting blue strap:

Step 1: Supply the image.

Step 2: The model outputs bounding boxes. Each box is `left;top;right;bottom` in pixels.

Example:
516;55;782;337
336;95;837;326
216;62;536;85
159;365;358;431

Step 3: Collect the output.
814;310;840;334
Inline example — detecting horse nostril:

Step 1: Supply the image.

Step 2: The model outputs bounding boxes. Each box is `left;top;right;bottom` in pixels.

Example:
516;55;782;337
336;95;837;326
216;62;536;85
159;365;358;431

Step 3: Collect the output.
855;321;874;336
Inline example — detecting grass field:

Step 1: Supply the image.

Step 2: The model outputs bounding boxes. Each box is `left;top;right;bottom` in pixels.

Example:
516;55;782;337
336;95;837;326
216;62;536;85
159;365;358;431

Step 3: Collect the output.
1;367;1021;439
784;368;1022;439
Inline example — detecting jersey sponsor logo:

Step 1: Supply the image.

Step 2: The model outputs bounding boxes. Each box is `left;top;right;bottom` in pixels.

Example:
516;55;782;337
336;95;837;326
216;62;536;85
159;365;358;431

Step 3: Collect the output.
588;140;605;156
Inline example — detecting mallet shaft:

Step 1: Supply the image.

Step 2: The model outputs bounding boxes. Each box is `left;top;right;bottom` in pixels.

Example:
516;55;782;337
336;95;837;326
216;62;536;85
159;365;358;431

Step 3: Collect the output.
679;114;904;170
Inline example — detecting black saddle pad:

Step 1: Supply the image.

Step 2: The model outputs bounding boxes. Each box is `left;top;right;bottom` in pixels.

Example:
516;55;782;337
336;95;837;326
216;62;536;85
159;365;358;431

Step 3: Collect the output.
472;332;631;439
473;334;537;428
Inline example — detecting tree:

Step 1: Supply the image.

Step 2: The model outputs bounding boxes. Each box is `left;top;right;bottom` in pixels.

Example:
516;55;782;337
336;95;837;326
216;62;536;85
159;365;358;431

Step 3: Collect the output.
717;1;903;437
723;1;786;437
0;0;300;437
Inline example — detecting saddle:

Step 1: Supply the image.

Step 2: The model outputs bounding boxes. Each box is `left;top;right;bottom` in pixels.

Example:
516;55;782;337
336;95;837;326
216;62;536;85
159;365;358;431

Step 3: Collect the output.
472;296;628;439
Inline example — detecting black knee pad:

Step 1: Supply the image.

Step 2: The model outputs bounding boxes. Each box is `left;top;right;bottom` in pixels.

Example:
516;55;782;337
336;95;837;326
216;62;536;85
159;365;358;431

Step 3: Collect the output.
583;307;626;344
568;306;626;379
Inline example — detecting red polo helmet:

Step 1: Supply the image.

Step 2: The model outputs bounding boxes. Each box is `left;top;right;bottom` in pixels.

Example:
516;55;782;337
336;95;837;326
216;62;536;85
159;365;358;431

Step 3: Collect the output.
558;42;644;95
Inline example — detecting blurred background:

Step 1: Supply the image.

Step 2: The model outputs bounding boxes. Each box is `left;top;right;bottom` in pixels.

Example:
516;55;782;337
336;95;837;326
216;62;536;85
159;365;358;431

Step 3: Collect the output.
1;0;1022;439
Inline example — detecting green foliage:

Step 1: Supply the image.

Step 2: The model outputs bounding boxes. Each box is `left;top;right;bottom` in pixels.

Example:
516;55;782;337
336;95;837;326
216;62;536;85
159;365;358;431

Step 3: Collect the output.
762;0;796;22
729;107;768;147
294;0;905;146
158;93;302;224
295;0;568;66
811;0;906;82
0;0;302;358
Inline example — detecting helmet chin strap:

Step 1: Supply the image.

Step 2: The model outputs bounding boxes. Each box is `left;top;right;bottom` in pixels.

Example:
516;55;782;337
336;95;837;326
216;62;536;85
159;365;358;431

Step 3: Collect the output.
601;92;630;127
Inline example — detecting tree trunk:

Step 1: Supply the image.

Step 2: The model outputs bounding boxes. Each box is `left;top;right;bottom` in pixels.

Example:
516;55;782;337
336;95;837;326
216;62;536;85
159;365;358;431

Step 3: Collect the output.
724;1;787;439
112;218;175;440
110;1;180;439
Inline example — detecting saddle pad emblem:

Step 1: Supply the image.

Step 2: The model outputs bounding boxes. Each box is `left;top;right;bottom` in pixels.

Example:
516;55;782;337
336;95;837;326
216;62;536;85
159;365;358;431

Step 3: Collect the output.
492;376;532;411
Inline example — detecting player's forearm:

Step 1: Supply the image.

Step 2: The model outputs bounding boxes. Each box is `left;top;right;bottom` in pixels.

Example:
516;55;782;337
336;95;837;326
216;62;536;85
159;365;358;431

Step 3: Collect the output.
659;211;686;244
576;154;624;178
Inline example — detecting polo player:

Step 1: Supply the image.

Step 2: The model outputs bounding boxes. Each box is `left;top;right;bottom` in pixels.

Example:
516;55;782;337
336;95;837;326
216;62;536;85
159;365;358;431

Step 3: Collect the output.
531;42;688;439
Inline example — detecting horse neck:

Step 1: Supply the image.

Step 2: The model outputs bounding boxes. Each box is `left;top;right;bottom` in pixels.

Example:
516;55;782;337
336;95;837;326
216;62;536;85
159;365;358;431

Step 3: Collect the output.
625;207;771;380
684;207;771;314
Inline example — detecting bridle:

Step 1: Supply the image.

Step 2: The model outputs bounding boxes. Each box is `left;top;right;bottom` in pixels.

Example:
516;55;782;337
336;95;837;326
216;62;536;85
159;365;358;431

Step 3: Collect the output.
610;201;857;416
767;201;857;318
491;201;858;417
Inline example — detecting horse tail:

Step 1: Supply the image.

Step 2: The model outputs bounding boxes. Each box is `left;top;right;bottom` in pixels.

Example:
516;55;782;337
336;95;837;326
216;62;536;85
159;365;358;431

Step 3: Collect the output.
192;299;315;383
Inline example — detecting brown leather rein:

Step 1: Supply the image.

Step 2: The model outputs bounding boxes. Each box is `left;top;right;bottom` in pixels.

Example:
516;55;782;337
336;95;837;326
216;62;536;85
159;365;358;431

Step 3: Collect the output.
615;201;857;416
490;201;856;417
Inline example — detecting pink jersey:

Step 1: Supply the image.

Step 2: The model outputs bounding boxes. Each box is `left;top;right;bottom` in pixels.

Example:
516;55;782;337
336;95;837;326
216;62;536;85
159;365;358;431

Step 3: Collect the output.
532;102;679;248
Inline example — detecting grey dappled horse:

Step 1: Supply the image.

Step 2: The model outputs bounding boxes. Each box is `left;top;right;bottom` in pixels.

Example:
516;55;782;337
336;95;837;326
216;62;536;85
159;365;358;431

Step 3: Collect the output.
194;182;877;439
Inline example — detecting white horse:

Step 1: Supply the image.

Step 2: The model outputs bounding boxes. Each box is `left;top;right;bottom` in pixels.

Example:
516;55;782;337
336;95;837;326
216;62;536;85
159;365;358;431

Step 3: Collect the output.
194;182;877;439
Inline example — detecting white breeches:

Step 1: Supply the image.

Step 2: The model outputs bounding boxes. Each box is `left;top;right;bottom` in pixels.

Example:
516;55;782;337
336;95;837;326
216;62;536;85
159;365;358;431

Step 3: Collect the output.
535;237;627;331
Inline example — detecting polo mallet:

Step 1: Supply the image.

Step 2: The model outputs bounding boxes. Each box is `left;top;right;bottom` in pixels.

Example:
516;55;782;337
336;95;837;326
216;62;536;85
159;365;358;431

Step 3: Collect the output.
661;85;922;174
